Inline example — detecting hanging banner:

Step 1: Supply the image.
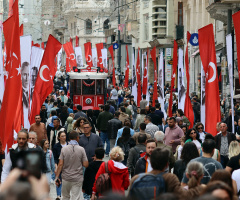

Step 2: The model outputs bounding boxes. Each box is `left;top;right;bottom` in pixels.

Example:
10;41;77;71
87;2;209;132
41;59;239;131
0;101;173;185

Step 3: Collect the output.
226;34;234;134
20;35;32;129
124;45;130;88
75;46;84;68
158;50;167;119
84;42;92;70
141;53;144;83
101;48;108;73
63;41;77;70
57;48;62;70
132;48;137;103
29;46;44;110
143;49;148;95
201;63;206;128
96;43;104;71
92;48;98;68
178;48;185;111
108;45;115;85
0;28;3;111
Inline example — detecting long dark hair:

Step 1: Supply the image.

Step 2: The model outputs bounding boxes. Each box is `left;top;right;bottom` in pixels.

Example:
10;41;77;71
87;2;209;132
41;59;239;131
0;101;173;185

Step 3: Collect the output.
181;142;199;164
186;128;202;144
120;127;131;142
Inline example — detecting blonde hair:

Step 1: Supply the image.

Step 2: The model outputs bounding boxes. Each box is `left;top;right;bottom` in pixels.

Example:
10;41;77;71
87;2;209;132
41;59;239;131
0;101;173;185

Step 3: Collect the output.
186;161;204;189
110;146;124;162
229;141;240;159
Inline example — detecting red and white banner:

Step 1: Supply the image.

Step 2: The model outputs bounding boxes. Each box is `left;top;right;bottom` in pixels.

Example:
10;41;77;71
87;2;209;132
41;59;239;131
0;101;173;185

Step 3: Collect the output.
143;49;149;96
75;46;84;68
124;45;130;88
0;28;4;110
76;36;79;47
84;42;92;70
198;24;221;136
20;35;32;129
136;48;141;107
96;43;104;71
29;35;62;124
150;47;158;107
178;48;185;111
132;48;137;103
108;45;115;85
233;11;240;84
29;46;44;111
168;41;178;117
101;48;108;73
63;41;77;70
57;48;62;70
92;48;98;68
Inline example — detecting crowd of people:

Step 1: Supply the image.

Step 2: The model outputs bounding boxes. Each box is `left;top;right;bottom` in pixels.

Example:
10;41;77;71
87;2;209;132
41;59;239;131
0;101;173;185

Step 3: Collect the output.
1;78;240;200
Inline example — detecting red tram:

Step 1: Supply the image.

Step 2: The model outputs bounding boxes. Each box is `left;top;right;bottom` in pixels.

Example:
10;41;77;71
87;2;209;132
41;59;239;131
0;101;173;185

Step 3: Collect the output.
69;71;108;110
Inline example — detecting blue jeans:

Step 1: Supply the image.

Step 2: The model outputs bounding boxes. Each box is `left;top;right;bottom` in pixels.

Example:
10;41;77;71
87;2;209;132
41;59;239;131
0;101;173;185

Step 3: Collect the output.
55;173;62;196
100;131;110;155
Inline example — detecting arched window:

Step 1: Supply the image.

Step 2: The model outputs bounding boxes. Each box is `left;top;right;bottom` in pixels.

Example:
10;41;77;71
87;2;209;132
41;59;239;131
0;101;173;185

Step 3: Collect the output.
86;19;92;34
103;19;109;30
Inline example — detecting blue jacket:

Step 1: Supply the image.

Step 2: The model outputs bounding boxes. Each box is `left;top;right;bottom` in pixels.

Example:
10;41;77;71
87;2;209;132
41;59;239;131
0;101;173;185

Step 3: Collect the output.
45;149;55;173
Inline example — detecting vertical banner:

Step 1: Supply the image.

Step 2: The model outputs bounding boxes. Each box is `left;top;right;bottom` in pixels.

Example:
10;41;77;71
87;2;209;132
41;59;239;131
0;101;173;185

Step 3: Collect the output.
141;53;144;83
29;46;44;110
142;49;148;95
57;48;62;70
0;28;4;111
101;48;108;73
150;47;158;107
233;11;240;85
201;64;206;127
20;35;32;129
108;45;115;86
132;48;137;103
124;45;130;88
158;50;167;119
178;48;185;111
92;48;98;68
96;43;104;71
63;42;77;70
136;48;141;107
75;36;79;47
75;46;84;68
226;34;234;134
198;24;221;136
84;42;92;70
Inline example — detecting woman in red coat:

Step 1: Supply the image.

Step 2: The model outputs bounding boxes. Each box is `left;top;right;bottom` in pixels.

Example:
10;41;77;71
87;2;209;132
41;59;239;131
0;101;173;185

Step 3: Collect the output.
91;146;130;199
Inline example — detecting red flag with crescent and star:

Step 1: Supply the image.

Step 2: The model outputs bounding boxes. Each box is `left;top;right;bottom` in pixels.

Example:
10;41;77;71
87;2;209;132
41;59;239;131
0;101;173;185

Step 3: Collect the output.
168;41;178;117
108;45;116;86
151;47;158;107
124;45;130;88
233;11;240;85
136;48;141;107
29;35;62;124
84;42;93;70
198;24;221;136
0;0;22;150
63;41;77;71
184;32;194;128
96;43;104;72
142;48;149;95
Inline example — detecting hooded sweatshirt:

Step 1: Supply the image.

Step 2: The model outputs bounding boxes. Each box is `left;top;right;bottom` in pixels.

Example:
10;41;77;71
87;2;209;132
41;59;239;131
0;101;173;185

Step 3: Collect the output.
92;160;129;195
164;125;184;153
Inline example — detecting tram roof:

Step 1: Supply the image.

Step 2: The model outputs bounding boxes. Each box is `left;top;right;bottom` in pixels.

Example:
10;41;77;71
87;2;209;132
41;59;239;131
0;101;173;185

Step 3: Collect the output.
68;72;109;80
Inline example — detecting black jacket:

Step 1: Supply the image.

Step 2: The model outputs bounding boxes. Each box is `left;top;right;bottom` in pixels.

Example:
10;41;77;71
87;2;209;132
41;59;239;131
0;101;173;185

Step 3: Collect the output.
82;160;104;195
134;155;147;175
52;142;68;165
107;118;122;139
215;132;236;152
147;113;162;126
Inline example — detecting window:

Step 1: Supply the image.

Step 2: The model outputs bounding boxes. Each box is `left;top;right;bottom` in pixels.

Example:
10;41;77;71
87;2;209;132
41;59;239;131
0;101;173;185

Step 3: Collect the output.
86;19;92;34
104;19;109;30
178;2;183;26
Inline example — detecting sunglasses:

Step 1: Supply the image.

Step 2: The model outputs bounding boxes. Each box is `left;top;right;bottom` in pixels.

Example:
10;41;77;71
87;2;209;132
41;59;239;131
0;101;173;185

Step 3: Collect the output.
190;132;196;134
197;127;203;130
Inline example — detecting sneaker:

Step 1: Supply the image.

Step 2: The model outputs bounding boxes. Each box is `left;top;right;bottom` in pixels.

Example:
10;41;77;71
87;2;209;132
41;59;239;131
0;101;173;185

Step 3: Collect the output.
56;196;61;200
105;154;109;157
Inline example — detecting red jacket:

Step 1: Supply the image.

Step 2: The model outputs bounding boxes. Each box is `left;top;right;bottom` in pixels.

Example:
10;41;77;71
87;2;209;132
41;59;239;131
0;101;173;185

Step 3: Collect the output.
92;160;129;195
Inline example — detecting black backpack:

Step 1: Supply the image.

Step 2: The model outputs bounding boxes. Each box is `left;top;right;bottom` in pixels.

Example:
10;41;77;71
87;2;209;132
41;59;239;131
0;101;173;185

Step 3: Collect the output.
132;147;145;171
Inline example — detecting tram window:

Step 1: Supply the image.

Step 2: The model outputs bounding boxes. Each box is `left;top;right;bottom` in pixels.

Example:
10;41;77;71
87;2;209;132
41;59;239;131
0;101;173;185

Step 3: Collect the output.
82;79;95;95
96;80;103;94
75;80;81;95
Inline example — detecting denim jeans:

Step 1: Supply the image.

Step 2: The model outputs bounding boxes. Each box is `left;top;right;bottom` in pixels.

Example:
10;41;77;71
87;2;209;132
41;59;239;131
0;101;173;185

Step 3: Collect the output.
56;173;62;196
100;131;110;155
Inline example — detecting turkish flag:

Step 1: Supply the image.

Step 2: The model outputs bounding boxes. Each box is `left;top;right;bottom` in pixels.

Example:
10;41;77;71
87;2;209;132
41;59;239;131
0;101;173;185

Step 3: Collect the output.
168;41;178;117
8;0;13;17
233;11;240;84
66;57;70;72
84;42;93;70
63;41;77;70
198;24;221;136
151;47;158;107
96;43;104;72
29;35;62;124
136;48;141;107
76;36;79;47
19;24;23;36
124;45;130;88
142;49;149;95
0;0;22;149
108;45;116;86
184;32;194;128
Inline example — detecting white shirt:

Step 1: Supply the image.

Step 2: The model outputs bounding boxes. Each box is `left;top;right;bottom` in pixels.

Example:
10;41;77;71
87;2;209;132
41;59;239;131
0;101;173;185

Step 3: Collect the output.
199;132;205;143
177;145;183;160
232;169;240;198
192;140;201;150
147;157;153;172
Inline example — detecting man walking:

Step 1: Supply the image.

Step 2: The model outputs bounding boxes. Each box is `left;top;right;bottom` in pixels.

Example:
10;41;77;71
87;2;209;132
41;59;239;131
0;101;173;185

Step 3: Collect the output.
140;95;148;110
79;122;103;163
144;116;159;138
74;105;87;120
96;104;113;156
55;130;89;200
49;118;65;149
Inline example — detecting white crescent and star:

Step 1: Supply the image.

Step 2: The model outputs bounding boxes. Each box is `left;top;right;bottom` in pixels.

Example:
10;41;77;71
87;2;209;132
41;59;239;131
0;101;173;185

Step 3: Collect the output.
39;65;50;82
87;55;92;63
208;62;216;83
70;53;75;60
99;56;103;64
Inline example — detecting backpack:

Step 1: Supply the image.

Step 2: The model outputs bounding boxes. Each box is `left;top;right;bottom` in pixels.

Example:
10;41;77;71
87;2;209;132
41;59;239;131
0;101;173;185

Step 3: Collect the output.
96;162;111;194
120;141;131;159
132;147;145;171
129;173;165;200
